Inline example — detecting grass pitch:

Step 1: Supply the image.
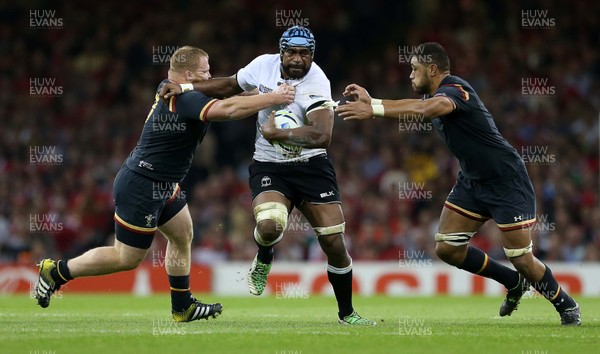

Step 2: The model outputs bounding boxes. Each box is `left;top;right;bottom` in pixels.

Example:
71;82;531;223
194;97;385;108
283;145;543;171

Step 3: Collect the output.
0;294;597;354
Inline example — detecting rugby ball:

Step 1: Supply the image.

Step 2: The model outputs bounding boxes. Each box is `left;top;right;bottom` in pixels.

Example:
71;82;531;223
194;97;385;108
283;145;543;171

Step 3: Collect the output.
272;110;303;157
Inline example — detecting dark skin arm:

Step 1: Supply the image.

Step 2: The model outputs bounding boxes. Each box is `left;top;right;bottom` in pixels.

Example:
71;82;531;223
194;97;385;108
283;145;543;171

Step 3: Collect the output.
260;108;333;148
160;75;243;100
335;83;454;120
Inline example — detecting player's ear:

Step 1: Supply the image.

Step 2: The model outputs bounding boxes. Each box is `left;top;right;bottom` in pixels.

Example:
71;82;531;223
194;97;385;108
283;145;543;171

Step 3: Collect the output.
184;70;193;82
429;64;438;77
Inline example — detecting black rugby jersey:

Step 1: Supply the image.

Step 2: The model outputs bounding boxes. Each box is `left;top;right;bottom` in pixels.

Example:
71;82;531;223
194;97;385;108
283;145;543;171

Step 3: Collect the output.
125;80;217;182
429;75;523;181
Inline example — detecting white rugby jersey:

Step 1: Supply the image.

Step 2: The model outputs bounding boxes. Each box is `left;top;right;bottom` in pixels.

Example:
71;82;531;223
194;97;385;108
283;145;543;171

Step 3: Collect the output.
236;54;334;163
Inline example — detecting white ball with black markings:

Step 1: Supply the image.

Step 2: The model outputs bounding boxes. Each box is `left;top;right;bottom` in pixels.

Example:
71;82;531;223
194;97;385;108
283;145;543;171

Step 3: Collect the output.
272;110;303;158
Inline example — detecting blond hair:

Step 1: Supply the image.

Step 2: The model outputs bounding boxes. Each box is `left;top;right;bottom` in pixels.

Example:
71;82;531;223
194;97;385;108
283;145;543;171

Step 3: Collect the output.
169;46;208;72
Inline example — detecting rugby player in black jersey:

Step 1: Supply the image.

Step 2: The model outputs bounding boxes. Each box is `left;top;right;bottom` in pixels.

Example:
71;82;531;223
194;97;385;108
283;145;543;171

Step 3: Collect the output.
336;42;581;325
35;46;295;322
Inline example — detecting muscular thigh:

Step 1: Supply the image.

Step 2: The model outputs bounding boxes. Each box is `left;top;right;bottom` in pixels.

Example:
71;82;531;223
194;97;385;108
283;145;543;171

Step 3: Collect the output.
438;205;483;233
502;228;533;249
300;202;349;260
298;202;344;228
114;239;149;263
157;204;192;242
436;202;484;255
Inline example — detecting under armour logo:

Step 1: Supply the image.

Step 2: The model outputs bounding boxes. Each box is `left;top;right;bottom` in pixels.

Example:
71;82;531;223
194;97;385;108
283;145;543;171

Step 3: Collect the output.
138;160;154;170
145;214;155;227
514;215;523;222
261;176;272;187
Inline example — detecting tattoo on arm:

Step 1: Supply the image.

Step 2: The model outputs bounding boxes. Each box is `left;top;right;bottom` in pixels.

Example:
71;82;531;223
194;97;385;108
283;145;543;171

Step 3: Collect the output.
284;132;319;147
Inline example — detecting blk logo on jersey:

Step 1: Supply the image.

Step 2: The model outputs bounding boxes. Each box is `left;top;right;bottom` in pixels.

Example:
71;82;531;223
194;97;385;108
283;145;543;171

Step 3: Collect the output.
320;191;334;198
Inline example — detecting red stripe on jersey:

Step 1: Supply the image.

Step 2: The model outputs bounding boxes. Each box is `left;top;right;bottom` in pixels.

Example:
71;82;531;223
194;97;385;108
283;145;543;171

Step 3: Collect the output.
443;202;489;222
114;215;156;235
169;96;177;112
441;84;469;101
497;219;536;231
200;99;219;121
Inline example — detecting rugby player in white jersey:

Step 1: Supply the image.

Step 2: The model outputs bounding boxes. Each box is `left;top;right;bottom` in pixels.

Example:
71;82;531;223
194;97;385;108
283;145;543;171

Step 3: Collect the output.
162;26;376;325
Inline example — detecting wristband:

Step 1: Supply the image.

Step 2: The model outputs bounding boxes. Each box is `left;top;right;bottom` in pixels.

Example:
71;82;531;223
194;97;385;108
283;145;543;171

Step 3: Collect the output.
371;104;385;117
180;83;194;92
371;98;383;105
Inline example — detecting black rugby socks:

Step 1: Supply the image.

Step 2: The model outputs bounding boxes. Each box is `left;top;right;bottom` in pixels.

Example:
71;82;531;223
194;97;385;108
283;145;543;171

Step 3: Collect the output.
532;265;577;312
458;246;520;290
168;274;193;311
327;263;354;319
53;260;72;285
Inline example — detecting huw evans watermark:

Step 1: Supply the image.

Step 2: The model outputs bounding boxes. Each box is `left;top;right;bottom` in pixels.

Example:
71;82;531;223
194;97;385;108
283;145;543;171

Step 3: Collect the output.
399;181;432;201
398;250;432;268
151;113;186;133
521;10;555;29
151;250;187;269
30;78;63;97
398;113;432;133
29;214;63;233
275;282;309;299
529;214;556;233
275;10;309;28
521;77;556;97
152;45;180;65
30;281;63;300
152;318;186;335
398;317;432;336
30;10;63;29
152;182;186;201
279;213;311;234
30;146;63;165
399;45;432;65
521;145;556;165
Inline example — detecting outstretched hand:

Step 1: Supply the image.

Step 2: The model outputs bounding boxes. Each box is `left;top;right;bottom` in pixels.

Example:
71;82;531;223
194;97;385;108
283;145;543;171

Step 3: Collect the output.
336;83;379;120
342;83;371;104
335;101;374;120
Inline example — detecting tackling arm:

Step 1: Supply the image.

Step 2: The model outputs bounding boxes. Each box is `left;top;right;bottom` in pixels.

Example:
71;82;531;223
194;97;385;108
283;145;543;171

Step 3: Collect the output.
205;85;295;121
336;96;454;120
335;82;454;120
379;97;454;119
161;75;243;100
192;75;243;98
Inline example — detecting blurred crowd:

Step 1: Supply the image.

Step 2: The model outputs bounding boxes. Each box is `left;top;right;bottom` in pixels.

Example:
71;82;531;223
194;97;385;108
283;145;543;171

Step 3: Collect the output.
1;0;598;265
